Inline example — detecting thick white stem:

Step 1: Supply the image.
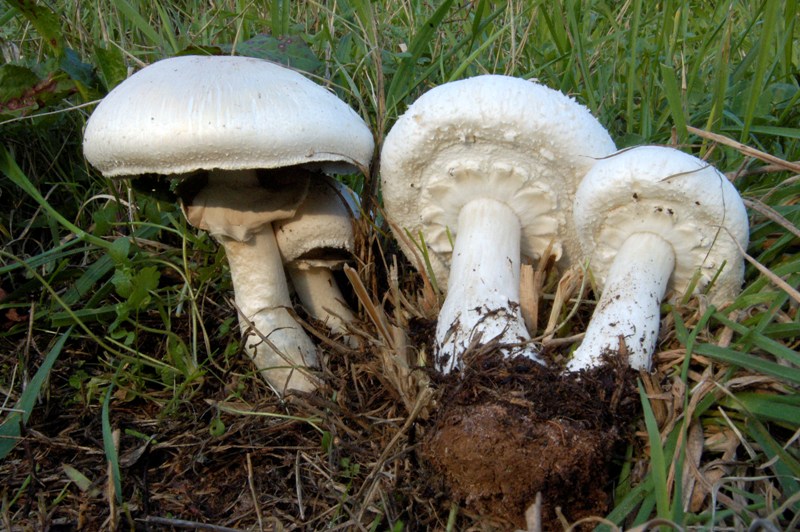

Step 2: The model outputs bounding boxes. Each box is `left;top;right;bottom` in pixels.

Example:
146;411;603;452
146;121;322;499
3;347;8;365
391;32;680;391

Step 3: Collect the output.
435;198;542;373
222;230;319;392
288;266;360;348
568;232;675;371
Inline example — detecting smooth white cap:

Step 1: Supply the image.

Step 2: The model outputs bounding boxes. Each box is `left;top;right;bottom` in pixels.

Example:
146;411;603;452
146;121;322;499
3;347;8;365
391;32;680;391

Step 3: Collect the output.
380;75;615;286
574;146;750;303
83;55;374;178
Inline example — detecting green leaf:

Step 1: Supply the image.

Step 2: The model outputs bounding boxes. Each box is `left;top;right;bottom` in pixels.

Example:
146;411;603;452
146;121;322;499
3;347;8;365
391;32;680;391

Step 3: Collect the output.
0;64;41;104
127;266;160;307
59;48;95;88
0;328;73;460
6;0;65;56
111;268;134;299
221;33;323;74
62;464;101;496
209;416;225;437
93;45;128;92
107;237;131;265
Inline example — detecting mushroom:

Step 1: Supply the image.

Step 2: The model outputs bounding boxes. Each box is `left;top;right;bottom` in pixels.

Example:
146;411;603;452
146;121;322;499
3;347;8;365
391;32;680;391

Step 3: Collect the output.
274;176;361;348
380;75;616;372
567;146;749;371
83;55;374;393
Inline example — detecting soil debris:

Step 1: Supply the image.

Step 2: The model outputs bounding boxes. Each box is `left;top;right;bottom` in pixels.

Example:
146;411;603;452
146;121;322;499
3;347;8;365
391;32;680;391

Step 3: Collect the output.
420;350;641;529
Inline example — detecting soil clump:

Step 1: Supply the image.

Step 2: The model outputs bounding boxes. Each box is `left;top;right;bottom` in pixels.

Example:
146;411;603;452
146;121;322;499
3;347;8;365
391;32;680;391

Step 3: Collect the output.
421;350;640;529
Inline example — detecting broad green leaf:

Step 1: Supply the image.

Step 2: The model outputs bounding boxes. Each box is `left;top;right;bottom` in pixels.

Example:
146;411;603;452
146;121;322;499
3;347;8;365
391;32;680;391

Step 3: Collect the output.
0;64;40;104
221;33;323;74
6;0;64;56
93;45;129;91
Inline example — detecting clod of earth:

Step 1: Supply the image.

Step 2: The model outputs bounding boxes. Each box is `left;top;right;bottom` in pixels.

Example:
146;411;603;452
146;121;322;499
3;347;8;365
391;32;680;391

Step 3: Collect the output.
420;354;640;529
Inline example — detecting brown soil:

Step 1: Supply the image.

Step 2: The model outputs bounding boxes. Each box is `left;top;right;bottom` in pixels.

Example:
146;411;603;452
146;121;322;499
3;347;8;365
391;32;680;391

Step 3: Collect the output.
421;350;640;529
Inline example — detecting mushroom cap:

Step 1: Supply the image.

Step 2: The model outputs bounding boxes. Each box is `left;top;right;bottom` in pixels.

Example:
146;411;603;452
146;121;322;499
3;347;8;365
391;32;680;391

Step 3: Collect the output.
380;75;615;286
83;55;374;178
574;146;750;303
274;177;358;269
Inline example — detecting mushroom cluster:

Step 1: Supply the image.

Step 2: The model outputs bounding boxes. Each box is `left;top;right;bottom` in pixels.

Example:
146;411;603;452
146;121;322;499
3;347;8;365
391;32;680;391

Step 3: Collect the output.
82;57;753;527
380;75;616;372
381;79;749;376
83;55;373;394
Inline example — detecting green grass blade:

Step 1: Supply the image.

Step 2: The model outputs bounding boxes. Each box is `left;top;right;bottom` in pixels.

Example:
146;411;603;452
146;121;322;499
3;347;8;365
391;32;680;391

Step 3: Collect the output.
625;0;643;134
0;327;73;460
692;342;800;385
660;62;687;141
745;418;800;502
702;7;733;146
385;0;456;114
0;145;110;250
723;392;800;426
111;0;168;52
740;0;779;141
639;381;671;520
102;377;123;504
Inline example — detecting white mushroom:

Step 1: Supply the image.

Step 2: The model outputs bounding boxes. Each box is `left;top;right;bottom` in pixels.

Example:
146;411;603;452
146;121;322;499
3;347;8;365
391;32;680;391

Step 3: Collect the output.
83;55;373;393
380;75;616;373
567;146;749;371
274;177;361;348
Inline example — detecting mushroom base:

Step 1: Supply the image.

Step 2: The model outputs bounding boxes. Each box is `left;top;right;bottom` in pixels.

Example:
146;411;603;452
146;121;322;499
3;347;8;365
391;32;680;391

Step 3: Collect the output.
421;354;640;529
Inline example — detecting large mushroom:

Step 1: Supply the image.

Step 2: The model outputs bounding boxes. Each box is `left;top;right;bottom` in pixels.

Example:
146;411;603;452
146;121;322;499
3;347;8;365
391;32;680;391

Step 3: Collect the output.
567;146;749;371
274;177;361;348
380;75;616;372
83;55;373;393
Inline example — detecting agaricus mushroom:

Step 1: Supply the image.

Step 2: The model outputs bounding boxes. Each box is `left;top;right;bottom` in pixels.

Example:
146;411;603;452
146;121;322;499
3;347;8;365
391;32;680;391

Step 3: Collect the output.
83;55;373;393
380;75;616;372
567;146;749;371
274;177;361;348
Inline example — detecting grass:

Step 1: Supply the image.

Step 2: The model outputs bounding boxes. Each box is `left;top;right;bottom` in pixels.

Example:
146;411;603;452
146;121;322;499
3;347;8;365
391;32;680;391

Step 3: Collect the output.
1;0;799;529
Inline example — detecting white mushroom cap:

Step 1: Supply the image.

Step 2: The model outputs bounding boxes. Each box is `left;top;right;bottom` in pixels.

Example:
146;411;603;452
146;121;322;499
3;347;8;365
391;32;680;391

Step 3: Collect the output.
83;55;374;178
574;146;749;304
274;177;358;268
380;75;615;286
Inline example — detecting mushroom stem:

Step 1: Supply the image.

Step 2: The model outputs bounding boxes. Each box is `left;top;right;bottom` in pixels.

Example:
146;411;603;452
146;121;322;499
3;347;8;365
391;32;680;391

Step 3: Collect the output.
223;230;319;392
568;232;675;371
287;266;360;348
436;198;543;372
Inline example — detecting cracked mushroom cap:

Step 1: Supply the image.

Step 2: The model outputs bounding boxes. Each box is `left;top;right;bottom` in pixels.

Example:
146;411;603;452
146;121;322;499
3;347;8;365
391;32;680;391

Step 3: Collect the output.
83;55;374;178
274;177;359;269
574;146;750;304
380;75;615;286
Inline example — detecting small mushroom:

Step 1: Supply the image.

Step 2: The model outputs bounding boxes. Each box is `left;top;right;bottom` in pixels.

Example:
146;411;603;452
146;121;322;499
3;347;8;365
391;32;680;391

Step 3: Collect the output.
567;146;749;371
83;55;373;393
380;75;616;372
274;177;361;348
